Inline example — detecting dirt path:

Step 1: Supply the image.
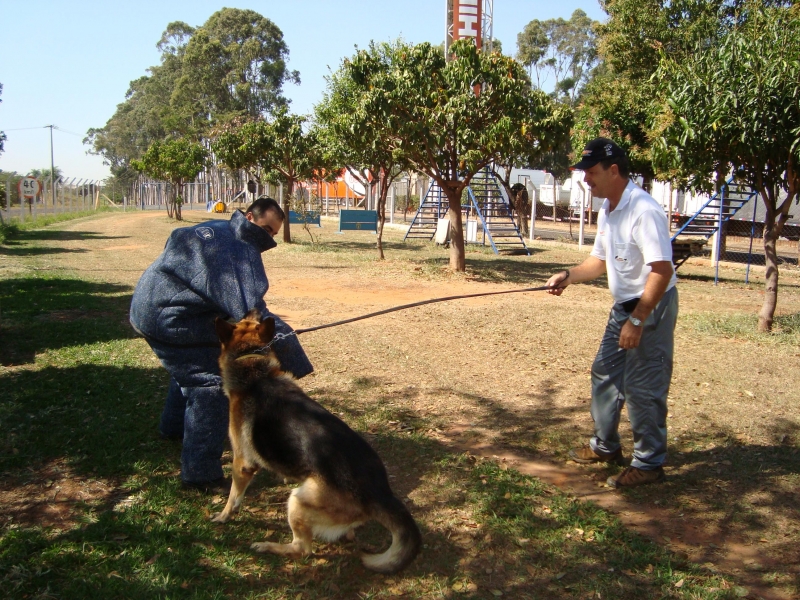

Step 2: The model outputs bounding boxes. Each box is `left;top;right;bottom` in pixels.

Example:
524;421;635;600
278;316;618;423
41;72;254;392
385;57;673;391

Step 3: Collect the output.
6;210;799;599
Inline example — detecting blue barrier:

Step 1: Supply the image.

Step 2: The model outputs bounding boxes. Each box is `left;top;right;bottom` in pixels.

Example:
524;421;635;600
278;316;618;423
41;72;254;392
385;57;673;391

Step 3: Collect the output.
338;209;377;233
289;210;321;227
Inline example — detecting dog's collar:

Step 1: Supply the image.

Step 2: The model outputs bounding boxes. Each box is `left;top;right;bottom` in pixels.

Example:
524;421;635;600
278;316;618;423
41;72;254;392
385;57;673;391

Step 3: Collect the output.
235;352;268;362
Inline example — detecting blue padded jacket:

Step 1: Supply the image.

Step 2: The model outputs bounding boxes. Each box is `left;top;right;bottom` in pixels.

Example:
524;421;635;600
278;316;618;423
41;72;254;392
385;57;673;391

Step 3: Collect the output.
130;210;313;377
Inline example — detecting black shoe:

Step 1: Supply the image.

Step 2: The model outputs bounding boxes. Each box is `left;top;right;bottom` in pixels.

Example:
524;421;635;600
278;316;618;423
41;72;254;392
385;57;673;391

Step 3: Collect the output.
181;477;230;494
160;432;183;442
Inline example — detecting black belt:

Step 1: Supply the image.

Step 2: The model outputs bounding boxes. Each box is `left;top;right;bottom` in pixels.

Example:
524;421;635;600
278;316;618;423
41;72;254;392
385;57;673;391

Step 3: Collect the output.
620;297;640;313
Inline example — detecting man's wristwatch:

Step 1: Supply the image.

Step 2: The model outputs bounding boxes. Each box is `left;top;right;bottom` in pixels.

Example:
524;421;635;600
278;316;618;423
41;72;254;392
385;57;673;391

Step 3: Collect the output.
628;316;643;327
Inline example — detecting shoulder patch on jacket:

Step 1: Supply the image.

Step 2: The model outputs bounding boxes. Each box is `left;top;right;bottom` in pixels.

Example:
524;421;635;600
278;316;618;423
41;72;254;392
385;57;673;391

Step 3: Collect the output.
195;227;215;241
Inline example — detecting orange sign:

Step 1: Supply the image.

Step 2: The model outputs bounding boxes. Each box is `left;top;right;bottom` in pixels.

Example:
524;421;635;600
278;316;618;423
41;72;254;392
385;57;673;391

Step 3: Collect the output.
453;0;482;48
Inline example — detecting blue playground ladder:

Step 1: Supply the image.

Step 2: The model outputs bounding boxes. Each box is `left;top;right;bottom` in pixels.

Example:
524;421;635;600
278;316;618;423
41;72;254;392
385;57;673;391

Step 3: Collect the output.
403;180;448;241
670;175;758;270
404;170;529;255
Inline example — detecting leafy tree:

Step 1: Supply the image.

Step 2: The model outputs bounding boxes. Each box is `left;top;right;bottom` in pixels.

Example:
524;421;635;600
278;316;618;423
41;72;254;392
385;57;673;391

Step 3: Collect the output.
131;138;207;220
211;117;274;186
212;110;321;243
572;0;778;181
651;3;800;332
28;167;63;182
516;10;598;104
316;44;412;259
571;71;656;182
86;9;298;179
173;8;299;126
346;39;563;271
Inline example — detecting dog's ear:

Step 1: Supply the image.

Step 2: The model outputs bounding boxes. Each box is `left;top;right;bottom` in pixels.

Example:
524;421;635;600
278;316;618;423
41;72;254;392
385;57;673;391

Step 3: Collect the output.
215;318;235;345
258;317;275;343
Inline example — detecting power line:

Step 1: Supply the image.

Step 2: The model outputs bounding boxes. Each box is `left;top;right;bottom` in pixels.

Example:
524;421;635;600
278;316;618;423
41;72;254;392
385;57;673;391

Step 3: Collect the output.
3;125;81;135
53;126;82;136
4;126;48;132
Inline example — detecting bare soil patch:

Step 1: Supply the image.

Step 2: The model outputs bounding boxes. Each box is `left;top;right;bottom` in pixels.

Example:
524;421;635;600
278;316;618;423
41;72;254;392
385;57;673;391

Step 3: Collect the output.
4;209;800;598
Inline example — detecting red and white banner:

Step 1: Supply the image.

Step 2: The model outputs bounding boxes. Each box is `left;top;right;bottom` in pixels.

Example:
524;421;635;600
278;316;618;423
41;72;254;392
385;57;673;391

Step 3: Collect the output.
453;0;482;48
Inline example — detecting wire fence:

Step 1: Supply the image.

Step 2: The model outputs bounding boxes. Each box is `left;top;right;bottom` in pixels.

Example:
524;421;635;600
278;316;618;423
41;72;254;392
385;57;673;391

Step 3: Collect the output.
1;176;115;225
523;186;800;279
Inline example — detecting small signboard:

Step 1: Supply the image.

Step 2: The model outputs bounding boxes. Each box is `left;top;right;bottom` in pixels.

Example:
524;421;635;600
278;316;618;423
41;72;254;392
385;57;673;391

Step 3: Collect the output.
19;177;41;199
465;219;478;242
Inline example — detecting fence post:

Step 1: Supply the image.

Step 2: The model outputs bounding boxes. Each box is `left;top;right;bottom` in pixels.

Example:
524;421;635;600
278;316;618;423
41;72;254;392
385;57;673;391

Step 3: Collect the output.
713;185;725;285
745;194;759;284
529;188;536;241
578;184;586;249
389;183;394;224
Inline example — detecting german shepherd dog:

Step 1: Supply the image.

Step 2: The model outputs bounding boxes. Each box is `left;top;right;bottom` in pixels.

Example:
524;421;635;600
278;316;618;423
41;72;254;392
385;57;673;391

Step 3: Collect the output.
211;311;422;574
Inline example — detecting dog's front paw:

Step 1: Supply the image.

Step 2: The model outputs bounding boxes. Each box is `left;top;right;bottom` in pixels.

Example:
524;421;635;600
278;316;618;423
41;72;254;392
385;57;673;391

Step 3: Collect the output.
211;511;231;523
250;541;274;553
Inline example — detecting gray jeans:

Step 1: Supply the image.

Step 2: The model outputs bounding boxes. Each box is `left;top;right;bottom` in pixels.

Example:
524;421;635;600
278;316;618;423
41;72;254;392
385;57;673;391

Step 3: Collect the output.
589;286;678;470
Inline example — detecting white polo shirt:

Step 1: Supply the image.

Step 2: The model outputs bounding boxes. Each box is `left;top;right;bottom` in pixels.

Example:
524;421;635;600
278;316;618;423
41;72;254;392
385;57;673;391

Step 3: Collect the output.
591;180;677;303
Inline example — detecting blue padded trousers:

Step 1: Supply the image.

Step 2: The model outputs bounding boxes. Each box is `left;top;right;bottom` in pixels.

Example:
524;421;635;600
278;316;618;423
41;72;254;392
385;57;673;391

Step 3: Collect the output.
589;286;679;470
149;342;228;484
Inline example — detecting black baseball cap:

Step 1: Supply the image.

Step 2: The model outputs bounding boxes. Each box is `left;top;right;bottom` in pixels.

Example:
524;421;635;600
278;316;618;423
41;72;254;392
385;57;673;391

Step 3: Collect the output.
571;137;626;170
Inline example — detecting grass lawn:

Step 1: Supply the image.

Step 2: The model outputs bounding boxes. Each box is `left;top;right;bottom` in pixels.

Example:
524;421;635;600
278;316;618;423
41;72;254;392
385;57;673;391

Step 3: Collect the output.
1;210;798;599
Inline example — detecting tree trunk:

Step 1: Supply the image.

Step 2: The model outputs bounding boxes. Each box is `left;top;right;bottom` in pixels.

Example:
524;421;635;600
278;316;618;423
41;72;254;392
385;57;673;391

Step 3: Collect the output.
759;223;779;332
376;169;388;260
166;184;174;219
283;179;293;243
756;179;794;332
445;187;466;271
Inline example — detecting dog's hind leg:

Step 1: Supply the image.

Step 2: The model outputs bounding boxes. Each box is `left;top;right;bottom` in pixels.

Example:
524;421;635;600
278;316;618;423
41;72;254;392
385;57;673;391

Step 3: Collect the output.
211;453;258;523
251;489;313;557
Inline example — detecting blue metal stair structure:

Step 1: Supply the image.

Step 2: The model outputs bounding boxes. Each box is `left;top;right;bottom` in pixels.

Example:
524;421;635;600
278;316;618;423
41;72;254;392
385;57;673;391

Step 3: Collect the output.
670;176;758;269
403;171;530;255
467;170;530;254
403;180;448;241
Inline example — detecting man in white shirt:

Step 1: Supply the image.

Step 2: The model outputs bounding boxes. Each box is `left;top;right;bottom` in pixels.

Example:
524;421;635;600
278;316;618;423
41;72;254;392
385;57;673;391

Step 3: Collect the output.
546;138;678;488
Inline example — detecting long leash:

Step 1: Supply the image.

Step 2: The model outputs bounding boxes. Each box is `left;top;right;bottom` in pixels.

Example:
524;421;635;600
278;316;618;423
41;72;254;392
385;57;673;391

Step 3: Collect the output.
254;284;559;352
157;284;560;354
293;284;557;335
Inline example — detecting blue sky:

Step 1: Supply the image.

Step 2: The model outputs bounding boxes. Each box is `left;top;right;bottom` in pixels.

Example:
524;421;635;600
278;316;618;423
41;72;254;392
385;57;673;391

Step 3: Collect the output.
0;1;606;181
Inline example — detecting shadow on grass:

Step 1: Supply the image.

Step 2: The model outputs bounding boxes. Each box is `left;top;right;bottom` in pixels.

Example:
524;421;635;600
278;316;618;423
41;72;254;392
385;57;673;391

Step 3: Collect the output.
0;244;90;257
9;230;129;243
0;230;129;257
0;364;168;477
0;277;136;366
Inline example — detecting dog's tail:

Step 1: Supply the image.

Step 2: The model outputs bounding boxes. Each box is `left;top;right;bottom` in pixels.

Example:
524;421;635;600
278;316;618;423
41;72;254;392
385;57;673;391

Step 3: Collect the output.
361;496;422;574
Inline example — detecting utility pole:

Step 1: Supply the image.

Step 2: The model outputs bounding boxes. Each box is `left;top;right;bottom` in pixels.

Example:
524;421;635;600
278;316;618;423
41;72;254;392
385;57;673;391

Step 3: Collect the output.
45;125;56;207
